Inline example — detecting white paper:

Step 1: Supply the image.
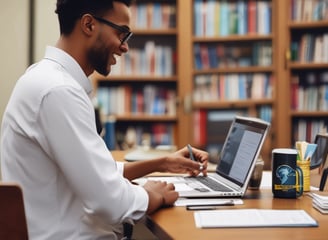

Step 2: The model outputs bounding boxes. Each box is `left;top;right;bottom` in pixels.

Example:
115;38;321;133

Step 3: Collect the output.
310;192;328;214
194;209;318;228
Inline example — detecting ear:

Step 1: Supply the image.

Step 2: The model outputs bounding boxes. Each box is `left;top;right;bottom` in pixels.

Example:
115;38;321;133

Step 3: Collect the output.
80;14;95;36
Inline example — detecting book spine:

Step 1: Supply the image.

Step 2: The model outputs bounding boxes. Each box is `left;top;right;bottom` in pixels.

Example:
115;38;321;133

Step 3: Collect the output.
104;117;116;150
248;0;257;34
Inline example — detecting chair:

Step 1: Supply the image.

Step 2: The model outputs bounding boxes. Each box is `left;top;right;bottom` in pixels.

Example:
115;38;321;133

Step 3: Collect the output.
0;183;28;240
319;168;328;191
310;134;328;170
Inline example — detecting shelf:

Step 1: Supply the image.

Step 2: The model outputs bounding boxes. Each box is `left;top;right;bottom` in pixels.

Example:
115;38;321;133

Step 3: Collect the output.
193;34;273;43
92;0;180;149
290;111;328;118
133;29;178;35
190;0;275;166
285;0;328;145
107;114;177;122
288;62;328;70
193;99;273;109
288;21;328;29
94;74;178;82
193;66;274;74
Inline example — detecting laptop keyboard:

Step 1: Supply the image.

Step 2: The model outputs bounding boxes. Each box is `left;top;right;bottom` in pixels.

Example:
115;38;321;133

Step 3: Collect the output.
191;177;233;192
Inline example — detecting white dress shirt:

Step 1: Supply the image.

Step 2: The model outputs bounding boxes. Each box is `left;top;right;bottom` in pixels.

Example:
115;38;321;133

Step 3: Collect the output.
0;46;148;239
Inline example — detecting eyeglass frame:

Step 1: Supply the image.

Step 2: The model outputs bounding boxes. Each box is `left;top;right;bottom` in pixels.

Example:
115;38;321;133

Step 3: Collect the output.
92;15;133;44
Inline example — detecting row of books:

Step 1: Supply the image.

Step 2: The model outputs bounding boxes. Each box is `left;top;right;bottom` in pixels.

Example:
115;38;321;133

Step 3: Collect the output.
110;41;175;76
97;85;177;116
103;122;176;150
194;0;271;37
193;73;273;102
292;119;328;143
194;42;272;70
290;0;328;22
291;71;328;111
130;2;176;29
193;108;272;148
290;33;328;63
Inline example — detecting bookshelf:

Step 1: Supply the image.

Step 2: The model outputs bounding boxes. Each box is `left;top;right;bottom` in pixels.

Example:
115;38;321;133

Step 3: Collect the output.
189;0;277;168
91;0;180;150
284;0;328;147
90;0;328;169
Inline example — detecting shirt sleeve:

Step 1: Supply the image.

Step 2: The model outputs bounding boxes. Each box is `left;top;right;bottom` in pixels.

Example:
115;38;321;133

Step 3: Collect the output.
38;85;148;224
116;162;125;175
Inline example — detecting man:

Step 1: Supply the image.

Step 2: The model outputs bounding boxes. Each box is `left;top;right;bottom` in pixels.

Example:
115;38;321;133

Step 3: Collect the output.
0;0;208;239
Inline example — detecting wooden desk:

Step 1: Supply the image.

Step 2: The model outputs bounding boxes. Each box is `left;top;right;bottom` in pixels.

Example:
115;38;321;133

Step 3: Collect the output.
112;151;328;240
145;190;328;240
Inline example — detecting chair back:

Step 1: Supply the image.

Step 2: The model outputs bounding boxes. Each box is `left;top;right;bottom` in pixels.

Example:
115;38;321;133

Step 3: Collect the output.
311;133;328;170
0;184;28;240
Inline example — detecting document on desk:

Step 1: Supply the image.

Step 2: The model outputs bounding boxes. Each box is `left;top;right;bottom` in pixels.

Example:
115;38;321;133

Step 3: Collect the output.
194;209;318;228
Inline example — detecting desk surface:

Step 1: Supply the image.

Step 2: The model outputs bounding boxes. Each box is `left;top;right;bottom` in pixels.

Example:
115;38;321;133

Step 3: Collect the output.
146;190;328;240
111;151;328;240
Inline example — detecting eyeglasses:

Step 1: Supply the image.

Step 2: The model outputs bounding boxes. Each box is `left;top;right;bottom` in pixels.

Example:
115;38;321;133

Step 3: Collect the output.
93;16;133;44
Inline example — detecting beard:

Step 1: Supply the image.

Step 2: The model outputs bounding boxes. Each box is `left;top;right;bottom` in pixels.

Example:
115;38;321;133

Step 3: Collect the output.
88;37;111;76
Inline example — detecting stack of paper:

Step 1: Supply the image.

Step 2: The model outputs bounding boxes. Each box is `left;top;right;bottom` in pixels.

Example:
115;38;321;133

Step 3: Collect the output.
312;193;328;214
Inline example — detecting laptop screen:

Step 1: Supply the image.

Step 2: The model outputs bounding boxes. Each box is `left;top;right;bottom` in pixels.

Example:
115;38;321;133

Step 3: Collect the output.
216;117;268;186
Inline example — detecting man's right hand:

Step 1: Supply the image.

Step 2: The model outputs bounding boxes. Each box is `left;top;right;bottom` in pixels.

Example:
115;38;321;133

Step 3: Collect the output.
143;180;178;214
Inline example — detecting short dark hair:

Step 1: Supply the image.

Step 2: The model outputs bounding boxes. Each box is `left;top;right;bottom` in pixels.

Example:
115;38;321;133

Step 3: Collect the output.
55;0;132;35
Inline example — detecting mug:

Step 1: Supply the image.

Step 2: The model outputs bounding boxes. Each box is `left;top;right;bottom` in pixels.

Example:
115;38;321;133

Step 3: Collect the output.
272;148;303;198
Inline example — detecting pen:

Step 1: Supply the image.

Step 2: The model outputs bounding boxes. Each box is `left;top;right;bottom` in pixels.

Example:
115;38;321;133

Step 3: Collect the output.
187;144;196;161
186;202;235;211
188;144;204;171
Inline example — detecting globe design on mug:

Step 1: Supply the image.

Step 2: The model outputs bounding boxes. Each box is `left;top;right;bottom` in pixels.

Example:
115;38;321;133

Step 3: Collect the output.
276;165;295;184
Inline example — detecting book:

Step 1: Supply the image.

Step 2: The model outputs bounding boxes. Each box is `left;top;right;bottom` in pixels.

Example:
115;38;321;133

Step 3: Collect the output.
303;0;313;21
220;0;229;36
200;44;210;69
206;0;216;36
194;43;202;69
194;209;318;228
318;71;328;110
228;1;238;34
237;0;247;35
291;75;300;110
103;116;116;150
214;0;221;35
247;0;257;34
194;0;203;36
193;109;207;146
208;45;218;68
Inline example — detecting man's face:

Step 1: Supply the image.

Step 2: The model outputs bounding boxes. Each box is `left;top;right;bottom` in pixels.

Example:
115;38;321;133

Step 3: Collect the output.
88;2;131;76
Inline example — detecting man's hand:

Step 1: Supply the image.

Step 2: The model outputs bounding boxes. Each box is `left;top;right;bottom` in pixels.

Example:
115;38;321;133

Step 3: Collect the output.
143;180;178;214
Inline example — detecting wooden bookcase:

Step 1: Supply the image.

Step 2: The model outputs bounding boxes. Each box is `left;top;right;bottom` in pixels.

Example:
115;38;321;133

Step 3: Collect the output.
182;0;277;168
91;0;180;150
282;0;328;147
91;0;328;169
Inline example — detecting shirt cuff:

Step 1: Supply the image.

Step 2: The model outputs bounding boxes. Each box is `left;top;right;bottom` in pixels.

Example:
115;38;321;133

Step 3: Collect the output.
116;162;124;175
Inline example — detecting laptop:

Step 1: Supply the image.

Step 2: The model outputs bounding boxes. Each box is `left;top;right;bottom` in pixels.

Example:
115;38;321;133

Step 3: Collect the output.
136;116;270;198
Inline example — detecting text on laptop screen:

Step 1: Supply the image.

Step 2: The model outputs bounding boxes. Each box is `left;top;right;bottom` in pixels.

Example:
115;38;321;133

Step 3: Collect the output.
216;120;267;186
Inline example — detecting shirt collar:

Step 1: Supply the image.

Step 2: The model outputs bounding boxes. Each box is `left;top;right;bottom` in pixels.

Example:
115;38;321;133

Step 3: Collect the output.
44;46;93;96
